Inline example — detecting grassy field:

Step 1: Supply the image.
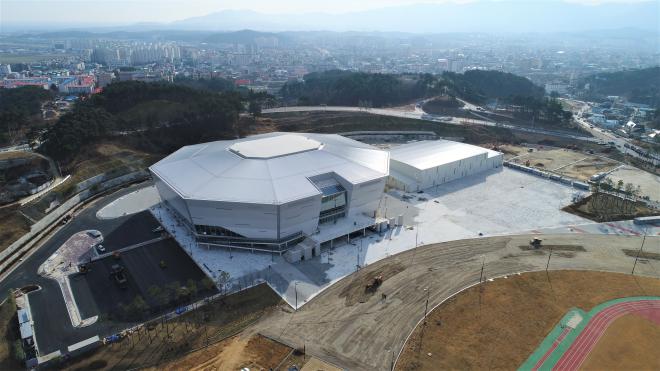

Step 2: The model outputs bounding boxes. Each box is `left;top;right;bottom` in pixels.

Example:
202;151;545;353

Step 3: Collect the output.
60;284;282;371
581;314;660;370
396;271;660;371
0;53;75;64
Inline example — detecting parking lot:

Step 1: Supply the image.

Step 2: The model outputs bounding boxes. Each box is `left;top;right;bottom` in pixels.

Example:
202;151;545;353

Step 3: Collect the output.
71;238;214;321
99;210;162;252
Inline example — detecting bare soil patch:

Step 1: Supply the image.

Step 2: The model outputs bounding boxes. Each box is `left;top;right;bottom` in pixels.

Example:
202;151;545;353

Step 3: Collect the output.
396;270;660;371
518;244;586;252
581;314;660;371
623;249;660;261
339;261;406;306
157;334;292;371
557;156;620;181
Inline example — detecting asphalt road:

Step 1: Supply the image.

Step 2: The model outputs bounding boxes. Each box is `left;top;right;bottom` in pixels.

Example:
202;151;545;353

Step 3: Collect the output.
262;105;595;143
0;181;208;355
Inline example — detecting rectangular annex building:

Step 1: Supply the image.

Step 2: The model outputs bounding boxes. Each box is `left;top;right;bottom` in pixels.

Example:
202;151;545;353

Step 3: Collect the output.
387;140;503;192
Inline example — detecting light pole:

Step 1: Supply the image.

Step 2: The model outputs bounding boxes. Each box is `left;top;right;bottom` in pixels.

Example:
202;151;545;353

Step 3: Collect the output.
479;255;485;283
545;244;553;272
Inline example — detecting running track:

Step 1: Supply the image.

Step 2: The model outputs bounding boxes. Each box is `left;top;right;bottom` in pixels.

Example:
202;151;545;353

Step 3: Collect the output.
552;299;660;370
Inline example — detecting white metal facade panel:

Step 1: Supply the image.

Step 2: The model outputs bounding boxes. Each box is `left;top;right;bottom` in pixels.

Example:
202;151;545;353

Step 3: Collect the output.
388;140;503;192
150;132;390;240
154;176;192;223
186;199;279;239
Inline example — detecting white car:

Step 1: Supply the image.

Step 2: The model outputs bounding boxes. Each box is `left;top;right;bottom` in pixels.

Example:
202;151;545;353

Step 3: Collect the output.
96;244;106;253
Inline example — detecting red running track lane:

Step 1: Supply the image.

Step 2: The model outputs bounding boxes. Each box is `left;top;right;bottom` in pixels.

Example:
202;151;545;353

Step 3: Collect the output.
533;327;571;370
553;300;660;371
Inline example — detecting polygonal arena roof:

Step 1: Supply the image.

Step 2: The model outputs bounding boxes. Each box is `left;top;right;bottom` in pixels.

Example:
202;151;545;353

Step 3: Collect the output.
229;134;322;159
150;132;389;205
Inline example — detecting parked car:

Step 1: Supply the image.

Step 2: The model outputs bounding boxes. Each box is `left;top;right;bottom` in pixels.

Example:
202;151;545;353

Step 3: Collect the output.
152;226;164;233
96;244;106;253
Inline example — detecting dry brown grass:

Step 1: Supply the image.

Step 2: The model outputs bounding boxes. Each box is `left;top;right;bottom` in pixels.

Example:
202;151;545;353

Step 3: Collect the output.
0;298;23;370
61;284;282;371
0;151;39;161
0;206;30;253
396;270;660;371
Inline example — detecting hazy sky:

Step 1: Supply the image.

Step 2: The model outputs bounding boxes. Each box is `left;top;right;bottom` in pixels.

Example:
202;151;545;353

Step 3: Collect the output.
1;0;651;25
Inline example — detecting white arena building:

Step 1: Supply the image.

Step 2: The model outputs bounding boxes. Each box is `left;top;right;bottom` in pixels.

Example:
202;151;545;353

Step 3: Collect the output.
387;140;503;192
150;132;389;258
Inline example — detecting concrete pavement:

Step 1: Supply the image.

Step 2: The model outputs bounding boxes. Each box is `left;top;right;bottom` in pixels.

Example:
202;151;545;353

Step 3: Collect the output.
255;234;660;370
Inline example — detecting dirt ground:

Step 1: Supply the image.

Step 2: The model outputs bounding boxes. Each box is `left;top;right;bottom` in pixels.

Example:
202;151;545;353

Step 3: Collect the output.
152;332;340;371
581;314;660;371
511;148;620;180
339;261;406;306
557;156;621;181
495;144;529;159
396;270;660;371
61;284;282;371
154;334;292;371
607;165;660;202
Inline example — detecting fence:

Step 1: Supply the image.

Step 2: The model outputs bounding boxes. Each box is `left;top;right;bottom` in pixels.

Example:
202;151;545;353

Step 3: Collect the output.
504;161;590;190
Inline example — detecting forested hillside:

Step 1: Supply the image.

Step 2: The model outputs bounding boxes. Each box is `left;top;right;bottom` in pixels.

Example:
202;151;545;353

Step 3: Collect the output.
281;69;571;126
0;86;54;144
281;69;546;107
443;70;545;104
281;70;433;107
39;81;243;162
580;67;660;106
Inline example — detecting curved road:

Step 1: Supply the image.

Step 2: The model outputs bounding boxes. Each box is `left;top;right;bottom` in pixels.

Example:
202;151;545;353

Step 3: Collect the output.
263;105;596;143
255;233;660;370
0;182;156;354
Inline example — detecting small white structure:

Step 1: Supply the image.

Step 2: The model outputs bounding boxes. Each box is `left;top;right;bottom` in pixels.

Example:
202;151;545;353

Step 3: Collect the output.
387;140;503;192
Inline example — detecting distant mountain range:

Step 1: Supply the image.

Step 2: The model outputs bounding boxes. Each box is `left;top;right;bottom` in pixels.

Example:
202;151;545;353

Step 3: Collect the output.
163;2;659;33
2;1;658;34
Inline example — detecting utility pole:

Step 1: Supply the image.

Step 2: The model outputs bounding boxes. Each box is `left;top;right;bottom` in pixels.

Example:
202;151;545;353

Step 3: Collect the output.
479;255;485;283
632;227;647;275
545;244;553;272
423;287;429;323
